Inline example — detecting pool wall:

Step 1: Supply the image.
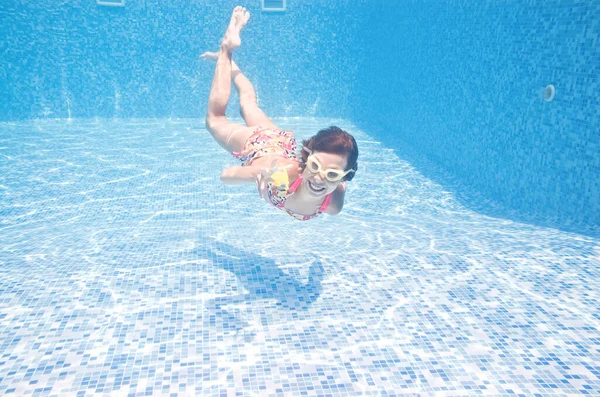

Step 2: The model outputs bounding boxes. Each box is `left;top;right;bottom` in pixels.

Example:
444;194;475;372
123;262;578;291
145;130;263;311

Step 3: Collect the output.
350;1;599;232
0;1;359;120
1;0;598;232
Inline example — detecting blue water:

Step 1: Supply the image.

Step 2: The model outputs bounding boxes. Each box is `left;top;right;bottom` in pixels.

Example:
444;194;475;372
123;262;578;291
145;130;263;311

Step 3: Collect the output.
1;1;599;231
1;0;600;396
1;118;599;396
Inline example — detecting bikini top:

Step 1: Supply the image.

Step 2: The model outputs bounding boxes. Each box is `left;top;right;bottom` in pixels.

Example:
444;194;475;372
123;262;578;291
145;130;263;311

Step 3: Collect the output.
266;173;331;221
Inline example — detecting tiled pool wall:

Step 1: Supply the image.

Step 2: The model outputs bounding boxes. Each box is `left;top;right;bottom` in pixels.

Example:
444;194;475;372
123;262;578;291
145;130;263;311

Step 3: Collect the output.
1;0;598;233
350;0;600;233
0;0;359;120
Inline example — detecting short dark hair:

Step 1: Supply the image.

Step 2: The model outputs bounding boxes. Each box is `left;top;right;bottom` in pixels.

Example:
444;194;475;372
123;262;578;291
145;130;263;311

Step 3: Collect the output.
299;126;359;181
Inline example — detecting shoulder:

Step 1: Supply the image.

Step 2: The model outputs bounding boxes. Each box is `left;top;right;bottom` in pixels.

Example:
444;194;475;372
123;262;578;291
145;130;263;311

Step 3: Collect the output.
324;183;346;215
324;205;342;216
332;183;347;199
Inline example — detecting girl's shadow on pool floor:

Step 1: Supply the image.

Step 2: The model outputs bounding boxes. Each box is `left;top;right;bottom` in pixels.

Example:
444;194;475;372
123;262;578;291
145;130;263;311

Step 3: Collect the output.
189;239;325;331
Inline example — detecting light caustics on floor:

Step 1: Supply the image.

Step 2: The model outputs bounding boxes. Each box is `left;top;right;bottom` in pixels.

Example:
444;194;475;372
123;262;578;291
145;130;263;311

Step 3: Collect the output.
0;118;598;396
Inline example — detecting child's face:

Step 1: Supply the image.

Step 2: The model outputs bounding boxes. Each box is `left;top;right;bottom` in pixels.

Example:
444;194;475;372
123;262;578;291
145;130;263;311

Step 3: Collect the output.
301;151;349;197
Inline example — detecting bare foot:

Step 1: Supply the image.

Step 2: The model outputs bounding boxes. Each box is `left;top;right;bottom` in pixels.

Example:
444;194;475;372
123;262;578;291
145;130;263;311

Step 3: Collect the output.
221;6;250;52
200;51;218;61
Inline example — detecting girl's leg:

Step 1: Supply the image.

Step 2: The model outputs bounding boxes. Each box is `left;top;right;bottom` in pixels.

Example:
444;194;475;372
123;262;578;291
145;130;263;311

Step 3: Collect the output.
231;61;278;129
201;51;278;130
205;7;255;153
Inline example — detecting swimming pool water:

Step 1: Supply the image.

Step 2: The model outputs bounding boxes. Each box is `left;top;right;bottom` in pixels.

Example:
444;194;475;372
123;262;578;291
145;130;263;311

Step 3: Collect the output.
1;118;598;396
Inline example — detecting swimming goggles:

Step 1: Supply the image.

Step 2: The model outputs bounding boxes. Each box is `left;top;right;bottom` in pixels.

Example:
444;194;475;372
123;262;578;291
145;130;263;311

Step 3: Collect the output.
305;154;354;182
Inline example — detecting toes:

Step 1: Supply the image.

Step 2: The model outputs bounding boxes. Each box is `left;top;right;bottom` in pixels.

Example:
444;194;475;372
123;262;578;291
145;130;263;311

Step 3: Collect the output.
200;51;218;61
238;7;250;25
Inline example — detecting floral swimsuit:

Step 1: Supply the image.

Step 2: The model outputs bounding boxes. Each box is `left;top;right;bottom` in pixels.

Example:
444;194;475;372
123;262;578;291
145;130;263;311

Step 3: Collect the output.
232;126;297;166
265;174;332;221
232;126;331;221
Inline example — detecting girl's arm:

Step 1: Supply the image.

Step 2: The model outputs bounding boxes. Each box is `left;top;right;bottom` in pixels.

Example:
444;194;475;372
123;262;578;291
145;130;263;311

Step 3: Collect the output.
220;165;262;185
221;160;299;200
325;182;346;215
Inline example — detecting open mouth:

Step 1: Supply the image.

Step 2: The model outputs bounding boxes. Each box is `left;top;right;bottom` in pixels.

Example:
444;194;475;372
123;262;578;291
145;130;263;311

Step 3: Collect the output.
307;180;326;194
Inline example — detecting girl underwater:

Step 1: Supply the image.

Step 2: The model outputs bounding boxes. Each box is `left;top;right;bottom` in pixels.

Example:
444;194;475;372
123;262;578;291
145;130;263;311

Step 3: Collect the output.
203;6;359;221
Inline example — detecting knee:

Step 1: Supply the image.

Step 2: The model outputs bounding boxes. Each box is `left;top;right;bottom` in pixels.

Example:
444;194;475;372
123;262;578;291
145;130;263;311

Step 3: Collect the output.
205;115;225;131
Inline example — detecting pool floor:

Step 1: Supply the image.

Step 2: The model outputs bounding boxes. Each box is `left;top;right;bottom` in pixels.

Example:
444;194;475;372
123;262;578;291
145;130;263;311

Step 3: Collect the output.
0;118;599;396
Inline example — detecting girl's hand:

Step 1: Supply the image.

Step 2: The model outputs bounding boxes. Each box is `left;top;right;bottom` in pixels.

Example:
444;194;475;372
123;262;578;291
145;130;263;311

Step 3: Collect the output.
255;159;292;200
255;171;268;199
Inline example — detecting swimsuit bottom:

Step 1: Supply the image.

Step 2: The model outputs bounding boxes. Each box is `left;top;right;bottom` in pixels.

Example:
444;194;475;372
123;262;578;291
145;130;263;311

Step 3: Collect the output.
232;126;297;166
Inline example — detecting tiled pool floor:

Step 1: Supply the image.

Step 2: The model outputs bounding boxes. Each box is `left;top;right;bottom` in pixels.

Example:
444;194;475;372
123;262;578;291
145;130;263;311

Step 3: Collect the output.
1;118;599;396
